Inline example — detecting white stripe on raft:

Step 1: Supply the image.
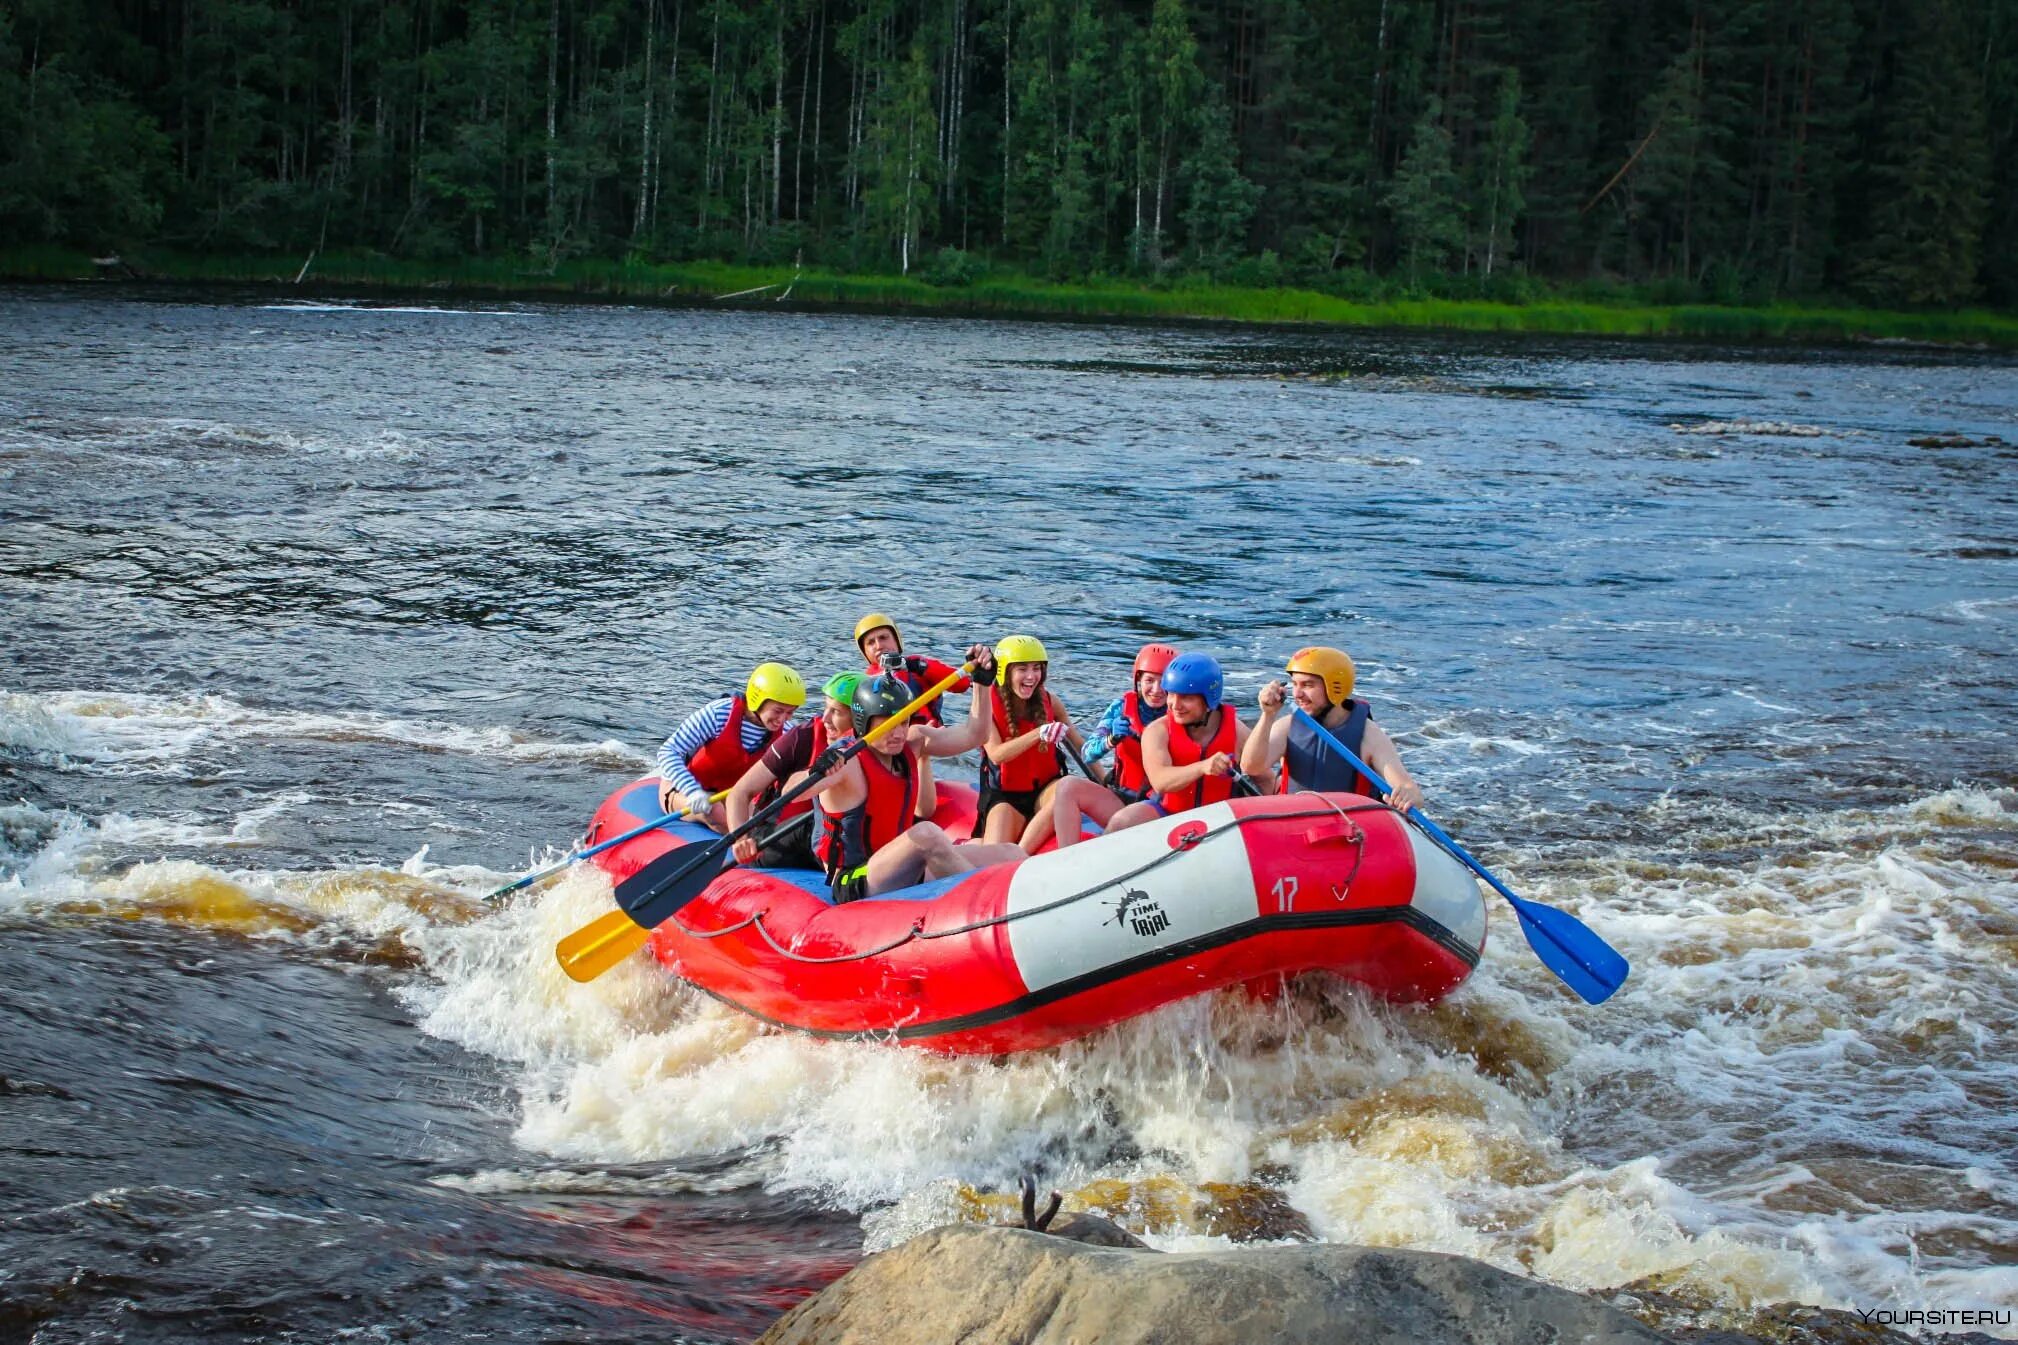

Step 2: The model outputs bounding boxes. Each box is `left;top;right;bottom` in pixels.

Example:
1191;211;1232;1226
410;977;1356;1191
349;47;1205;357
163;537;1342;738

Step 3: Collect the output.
1002;803;1257;994
1403;824;1488;954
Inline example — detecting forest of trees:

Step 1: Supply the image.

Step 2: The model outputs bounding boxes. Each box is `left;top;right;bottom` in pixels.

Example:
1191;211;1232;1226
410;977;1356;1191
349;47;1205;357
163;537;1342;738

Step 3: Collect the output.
2;0;2013;307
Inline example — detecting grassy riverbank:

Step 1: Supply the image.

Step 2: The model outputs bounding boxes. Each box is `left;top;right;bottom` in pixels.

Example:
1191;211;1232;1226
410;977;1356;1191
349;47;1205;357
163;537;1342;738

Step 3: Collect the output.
8;245;2017;347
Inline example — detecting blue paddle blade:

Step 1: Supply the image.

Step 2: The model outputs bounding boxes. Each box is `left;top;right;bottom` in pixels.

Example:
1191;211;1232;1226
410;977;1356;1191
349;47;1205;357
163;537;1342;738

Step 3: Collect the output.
1502;894;1630;1004
1406;806;1630;1005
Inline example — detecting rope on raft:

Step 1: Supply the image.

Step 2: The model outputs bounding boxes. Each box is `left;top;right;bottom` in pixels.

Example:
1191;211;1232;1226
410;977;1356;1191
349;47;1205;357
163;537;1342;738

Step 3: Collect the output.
668;798;1380;966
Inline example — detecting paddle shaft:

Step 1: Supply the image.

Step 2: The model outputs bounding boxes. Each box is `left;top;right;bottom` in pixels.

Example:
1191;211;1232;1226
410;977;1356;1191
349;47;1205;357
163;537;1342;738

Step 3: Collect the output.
486;788;730;902
556;662;974;983
634;662;971;904
1288;706;1628;1004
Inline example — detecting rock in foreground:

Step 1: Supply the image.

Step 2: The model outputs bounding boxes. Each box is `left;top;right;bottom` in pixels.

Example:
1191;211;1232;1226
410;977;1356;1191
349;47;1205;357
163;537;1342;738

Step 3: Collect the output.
757;1223;1672;1345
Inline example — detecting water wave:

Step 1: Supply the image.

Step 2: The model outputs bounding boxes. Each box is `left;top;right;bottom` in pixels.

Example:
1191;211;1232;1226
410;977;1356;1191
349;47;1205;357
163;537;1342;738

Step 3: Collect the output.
4;753;2013;1331
0;688;645;775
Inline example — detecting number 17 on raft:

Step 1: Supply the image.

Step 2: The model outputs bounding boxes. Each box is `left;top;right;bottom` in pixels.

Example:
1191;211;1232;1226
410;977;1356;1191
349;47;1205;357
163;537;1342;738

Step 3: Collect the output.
1271;875;1299;913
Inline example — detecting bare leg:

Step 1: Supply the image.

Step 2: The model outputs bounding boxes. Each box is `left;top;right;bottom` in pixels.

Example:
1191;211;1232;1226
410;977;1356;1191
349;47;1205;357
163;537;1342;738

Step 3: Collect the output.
932;839;1027;875
866;824;1023;893
1100;801;1162;836
861;826;938;893
1018;781;1065;853
982;801;1025;845
1044;777;1129;849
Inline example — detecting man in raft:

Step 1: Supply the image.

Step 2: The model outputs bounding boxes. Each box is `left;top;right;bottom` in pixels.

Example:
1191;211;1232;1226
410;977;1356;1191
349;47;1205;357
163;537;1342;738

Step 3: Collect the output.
805;673;1025;902
654;662;807;831
1138;652;1253;816
1239;645;1424;810
720;671;862;871
853;612;972;726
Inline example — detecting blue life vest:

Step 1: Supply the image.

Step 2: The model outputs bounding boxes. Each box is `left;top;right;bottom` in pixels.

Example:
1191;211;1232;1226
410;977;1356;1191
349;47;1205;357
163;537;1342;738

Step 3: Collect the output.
1283;701;1378;797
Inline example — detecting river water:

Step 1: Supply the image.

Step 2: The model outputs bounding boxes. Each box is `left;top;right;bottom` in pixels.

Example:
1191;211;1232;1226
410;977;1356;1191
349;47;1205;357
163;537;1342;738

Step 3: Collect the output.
2;286;2014;1342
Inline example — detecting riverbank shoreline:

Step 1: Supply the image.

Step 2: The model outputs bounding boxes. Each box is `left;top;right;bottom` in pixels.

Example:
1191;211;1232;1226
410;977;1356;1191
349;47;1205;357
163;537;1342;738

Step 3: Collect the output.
8;246;2016;347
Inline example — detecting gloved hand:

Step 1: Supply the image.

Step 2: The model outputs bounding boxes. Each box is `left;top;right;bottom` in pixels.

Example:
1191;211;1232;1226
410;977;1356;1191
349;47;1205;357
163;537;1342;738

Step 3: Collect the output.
811;744;849;775
964;643;995;682
1039;722;1070;748
905;655;931;677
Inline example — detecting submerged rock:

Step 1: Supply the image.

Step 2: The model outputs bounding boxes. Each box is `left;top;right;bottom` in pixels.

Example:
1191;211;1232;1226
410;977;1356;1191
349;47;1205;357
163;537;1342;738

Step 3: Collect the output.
755;1223;1671;1345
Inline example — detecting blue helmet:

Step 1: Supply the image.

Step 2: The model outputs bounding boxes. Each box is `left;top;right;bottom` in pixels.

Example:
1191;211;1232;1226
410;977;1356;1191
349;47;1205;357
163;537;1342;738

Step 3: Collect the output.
1161;652;1224;706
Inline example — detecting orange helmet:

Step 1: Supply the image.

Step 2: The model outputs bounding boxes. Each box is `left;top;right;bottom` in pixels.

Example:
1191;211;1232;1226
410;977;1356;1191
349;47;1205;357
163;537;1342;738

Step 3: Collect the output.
1133;643;1180;680
1285;646;1355;706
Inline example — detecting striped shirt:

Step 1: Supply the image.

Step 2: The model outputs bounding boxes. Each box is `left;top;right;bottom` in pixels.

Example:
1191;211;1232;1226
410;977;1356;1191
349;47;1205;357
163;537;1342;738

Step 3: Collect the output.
654;697;790;802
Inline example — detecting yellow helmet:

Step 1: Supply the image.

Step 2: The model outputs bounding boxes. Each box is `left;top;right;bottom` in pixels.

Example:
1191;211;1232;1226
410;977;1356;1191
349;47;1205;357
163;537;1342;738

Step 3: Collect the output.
745;662;807;714
1285;646;1355;706
853;612;901;654
993;634;1049;686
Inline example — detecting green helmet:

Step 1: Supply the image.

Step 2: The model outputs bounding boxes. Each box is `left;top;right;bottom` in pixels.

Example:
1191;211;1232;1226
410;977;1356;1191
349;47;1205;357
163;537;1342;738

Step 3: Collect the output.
849;673;912;737
822;671;864;705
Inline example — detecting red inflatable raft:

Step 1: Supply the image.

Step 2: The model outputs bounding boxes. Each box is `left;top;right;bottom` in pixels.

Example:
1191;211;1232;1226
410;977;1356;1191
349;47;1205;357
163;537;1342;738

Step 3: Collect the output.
583;777;1486;1054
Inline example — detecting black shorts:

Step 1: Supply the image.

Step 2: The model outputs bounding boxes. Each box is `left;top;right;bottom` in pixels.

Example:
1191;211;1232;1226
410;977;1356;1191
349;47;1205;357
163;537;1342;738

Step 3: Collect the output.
753;812;821;872
972;786;1043;837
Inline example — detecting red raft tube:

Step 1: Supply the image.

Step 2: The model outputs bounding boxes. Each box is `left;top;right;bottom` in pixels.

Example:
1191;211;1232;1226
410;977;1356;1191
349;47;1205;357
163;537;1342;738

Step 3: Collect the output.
584;777;1487;1055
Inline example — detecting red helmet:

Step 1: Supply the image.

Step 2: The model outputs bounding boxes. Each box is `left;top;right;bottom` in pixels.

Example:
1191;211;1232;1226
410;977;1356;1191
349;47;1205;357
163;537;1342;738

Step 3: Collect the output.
1133;643;1180;679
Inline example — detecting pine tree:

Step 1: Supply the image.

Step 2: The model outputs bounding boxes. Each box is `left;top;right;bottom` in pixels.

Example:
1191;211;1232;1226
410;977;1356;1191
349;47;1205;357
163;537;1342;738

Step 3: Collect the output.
861;35;940;271
1847;0;1990;304
1384;95;1463;285
1178;87;1256;273
1471;67;1528;278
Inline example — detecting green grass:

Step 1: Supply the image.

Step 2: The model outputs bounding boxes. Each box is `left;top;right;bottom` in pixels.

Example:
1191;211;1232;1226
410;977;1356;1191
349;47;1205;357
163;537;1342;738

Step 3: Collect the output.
8;244;2017;347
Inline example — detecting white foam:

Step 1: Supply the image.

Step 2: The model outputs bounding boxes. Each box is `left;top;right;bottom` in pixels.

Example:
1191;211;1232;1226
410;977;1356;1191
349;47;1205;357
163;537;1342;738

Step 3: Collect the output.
1670;420;1829;437
1953;594;2018;622
7;763;2015;1331
259;300;530;317
0;688;645;775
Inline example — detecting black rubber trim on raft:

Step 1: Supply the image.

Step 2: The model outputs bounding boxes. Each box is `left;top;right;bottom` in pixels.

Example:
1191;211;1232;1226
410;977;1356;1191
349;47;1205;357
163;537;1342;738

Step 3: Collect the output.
682;902;1479;1045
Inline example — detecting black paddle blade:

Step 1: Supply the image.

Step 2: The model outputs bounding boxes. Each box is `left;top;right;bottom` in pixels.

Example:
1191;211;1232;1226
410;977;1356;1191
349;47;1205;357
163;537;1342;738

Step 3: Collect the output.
612;840;737;930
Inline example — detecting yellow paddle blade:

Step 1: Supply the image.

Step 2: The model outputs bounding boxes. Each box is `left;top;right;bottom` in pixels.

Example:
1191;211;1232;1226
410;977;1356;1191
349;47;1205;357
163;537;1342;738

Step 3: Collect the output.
552;662;974;989
555;908;652;983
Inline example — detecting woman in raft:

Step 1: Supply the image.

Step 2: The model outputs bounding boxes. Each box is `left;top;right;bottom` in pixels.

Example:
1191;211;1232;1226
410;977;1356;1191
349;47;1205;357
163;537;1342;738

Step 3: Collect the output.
972;635;1098;850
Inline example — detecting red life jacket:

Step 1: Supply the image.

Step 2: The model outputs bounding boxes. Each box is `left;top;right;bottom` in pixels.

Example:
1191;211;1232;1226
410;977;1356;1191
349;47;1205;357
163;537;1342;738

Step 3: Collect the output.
1112;692;1159;800
862;659;947;727
816;743;920;882
774;716;831;819
686;694;777;792
987;685;1063;793
1157;706;1239;813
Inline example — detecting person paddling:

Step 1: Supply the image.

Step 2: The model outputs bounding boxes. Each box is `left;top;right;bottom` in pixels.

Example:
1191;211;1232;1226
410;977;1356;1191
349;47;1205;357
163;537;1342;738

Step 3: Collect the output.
804;674;1024;902
722;671;861;870
654;663;807;831
1240;646;1423;811
1039;643;1179;849
853;612;971;727
1137;653;1250;817
975;635;1087;847
1084;642;1179;804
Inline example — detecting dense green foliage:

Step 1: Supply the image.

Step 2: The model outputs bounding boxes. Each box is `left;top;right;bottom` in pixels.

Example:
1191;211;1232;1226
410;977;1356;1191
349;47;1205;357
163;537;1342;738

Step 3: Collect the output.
4;0;2014;308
